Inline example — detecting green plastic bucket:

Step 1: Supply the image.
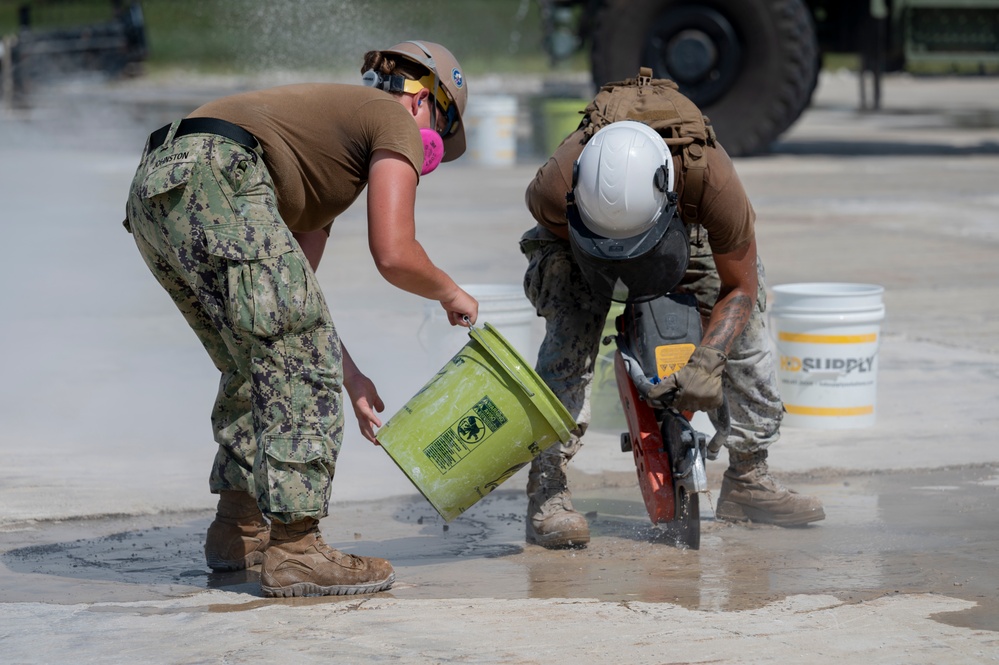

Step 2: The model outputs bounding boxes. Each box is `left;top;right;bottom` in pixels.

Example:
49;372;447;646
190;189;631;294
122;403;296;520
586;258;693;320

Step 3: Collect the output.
378;322;576;522
540;98;590;155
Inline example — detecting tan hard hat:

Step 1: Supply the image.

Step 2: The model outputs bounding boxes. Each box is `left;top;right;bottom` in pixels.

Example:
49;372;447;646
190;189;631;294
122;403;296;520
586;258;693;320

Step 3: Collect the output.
382;40;467;162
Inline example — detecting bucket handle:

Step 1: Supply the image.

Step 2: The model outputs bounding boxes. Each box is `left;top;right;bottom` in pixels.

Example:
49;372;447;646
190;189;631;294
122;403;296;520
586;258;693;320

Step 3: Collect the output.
466;319;536;398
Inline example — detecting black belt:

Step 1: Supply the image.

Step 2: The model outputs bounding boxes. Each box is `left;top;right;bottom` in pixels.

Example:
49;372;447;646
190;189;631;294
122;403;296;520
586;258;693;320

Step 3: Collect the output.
147;117;258;152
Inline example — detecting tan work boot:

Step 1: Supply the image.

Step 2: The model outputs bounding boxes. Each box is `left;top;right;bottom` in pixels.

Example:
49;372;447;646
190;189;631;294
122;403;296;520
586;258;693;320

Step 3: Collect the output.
526;449;590;549
716;450;825;526
260;518;395;597
204;490;270;572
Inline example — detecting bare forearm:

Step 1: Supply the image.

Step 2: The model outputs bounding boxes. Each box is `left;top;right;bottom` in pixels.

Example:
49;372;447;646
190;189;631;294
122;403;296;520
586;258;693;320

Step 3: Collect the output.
700;290;754;354
292;229;328;271
341;344;361;386
699;238;758;355
373;241;461;302
365;150;477;325
340;343;385;443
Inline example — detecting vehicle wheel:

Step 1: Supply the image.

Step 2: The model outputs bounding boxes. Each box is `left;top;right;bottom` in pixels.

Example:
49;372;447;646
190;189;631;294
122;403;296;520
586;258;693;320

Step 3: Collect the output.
674;486;700;550
590;0;819;156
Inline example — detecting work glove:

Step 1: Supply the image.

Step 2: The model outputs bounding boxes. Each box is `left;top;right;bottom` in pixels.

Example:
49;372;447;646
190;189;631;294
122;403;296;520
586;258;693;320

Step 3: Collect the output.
647;346;727;413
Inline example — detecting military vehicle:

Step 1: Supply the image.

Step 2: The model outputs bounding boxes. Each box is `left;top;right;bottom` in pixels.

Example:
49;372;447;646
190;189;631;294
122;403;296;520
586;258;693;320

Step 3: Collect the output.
1;0;146;100
539;0;999;155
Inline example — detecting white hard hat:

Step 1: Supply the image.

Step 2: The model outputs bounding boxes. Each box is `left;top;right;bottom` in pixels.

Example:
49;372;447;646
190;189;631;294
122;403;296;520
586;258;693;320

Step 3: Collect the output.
574;120;674;240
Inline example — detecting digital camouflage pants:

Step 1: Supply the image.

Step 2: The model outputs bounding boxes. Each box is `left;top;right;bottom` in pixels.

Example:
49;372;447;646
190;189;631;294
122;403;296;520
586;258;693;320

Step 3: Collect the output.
520;225;784;463
126;123;342;524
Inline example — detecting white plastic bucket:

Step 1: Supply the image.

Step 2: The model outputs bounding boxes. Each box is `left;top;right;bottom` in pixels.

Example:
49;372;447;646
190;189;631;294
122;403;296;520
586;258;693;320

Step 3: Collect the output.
421;283;540;372
770;283;885;429
464;95;517;167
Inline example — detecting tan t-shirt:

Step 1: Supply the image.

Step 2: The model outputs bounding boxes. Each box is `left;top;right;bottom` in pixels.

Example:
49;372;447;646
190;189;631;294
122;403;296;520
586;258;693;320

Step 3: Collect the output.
190;83;424;233
525;127;755;255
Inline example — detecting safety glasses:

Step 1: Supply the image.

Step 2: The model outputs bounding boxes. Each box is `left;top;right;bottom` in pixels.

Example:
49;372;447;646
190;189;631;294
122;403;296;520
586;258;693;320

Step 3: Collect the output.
435;101;459;137
402;74;459;138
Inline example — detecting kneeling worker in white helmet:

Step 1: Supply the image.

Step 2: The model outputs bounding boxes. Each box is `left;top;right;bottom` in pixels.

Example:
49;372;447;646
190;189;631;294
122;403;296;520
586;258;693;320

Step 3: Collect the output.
518;68;825;549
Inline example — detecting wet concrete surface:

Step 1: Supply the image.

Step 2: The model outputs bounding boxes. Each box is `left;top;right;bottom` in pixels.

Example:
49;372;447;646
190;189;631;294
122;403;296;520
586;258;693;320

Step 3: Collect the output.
4;465;997;632
4;69;999;661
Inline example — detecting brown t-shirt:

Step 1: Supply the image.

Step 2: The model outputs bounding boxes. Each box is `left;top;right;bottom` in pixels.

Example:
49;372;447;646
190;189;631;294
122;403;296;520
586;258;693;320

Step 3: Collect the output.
525;127;755;254
190;83;424;233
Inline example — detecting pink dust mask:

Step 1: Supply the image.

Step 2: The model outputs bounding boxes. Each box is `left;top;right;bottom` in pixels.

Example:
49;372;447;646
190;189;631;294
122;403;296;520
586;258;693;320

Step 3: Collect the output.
420;128;444;175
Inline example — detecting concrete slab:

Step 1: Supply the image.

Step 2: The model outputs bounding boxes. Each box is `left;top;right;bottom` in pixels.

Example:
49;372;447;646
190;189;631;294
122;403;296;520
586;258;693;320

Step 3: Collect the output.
2;69;998;662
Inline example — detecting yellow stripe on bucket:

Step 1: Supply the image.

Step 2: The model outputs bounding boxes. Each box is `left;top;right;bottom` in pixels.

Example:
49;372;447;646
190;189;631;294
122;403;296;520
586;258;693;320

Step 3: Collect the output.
785;404;875;417
778;331;878;344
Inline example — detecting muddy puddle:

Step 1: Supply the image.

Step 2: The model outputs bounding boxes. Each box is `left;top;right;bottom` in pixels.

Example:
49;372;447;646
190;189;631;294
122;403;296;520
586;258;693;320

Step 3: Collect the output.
2;465;996;632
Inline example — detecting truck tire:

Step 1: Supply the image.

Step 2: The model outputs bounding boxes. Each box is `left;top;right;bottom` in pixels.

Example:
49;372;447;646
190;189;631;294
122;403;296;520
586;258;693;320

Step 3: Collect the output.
590;0;819;156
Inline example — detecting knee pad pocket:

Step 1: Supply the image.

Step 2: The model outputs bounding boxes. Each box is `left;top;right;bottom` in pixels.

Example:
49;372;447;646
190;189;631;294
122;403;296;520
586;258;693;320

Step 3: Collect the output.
261;434;333;519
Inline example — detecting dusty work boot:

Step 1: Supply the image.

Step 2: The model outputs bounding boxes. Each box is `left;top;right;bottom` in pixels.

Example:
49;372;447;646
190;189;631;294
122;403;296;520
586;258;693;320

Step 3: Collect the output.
716;450;826;526
525;449;590;549
204;490;270;572
260;518;395;597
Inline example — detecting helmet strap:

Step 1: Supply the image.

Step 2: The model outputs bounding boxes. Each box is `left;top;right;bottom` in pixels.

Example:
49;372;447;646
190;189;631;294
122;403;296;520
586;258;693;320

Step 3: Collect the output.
362;69;440;132
361;69;407;92
402;40;442;134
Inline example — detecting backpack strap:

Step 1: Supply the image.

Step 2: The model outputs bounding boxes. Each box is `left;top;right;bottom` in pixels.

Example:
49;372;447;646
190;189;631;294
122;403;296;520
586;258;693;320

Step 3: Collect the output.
681;142;706;226
679;117;716;226
580;68;718;226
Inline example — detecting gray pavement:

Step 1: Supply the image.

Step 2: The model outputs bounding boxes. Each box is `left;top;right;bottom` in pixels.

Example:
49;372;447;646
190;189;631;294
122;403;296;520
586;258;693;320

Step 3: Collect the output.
1;69;998;663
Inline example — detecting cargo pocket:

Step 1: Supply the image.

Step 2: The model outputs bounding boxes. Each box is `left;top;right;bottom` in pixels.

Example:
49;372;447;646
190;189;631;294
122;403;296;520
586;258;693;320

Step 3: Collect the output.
262;435;332;518
210;140;260;197
139;157;196;200
204;222;327;339
527;245;606;316
522;241;567;311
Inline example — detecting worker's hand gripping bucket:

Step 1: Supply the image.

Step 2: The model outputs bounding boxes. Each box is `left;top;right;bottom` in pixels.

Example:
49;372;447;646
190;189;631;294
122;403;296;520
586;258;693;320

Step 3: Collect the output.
378;323;576;522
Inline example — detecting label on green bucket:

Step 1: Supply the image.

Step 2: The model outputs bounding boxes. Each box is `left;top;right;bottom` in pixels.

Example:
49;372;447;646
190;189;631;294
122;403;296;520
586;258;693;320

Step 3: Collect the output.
423;396;509;474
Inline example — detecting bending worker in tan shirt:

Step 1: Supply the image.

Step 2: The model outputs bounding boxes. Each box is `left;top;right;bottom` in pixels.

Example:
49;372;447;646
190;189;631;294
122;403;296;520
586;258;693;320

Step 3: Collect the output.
125;41;475;596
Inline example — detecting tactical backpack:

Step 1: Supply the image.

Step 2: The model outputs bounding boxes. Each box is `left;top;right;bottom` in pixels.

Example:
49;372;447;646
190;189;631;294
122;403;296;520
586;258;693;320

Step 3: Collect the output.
579;67;716;226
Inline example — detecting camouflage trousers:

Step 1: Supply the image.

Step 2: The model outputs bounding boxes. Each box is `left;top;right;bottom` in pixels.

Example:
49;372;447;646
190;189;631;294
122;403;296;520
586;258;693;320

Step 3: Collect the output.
125;122;343;524
520;225;783;459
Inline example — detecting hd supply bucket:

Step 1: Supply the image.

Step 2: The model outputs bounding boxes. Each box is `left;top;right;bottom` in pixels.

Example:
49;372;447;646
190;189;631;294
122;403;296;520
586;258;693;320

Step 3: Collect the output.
770;283;886;429
421;283;540;372
465;95;517;167
378;323;576;522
